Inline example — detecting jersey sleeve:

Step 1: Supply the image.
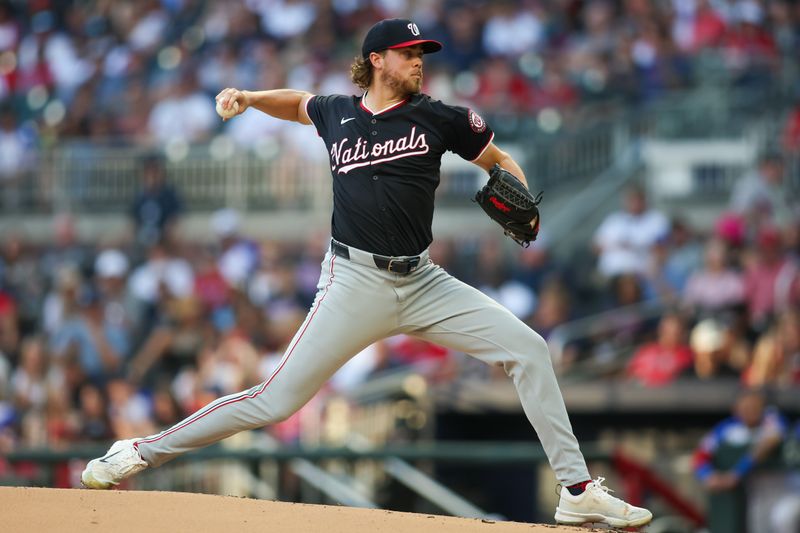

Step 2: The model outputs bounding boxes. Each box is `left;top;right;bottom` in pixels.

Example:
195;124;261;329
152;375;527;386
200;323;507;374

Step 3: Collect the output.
692;422;725;481
438;103;495;161
305;94;349;139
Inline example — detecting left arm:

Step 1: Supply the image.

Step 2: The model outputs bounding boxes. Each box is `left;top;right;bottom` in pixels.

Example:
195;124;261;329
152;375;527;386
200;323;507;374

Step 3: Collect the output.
472;143;528;189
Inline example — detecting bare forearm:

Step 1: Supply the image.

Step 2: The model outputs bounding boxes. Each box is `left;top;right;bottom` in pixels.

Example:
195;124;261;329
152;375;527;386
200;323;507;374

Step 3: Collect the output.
243;89;311;122
473;143;529;188
498;154;527;188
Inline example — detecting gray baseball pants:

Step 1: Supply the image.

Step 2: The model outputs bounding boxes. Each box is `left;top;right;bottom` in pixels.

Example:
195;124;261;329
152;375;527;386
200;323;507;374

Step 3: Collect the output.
134;242;590;485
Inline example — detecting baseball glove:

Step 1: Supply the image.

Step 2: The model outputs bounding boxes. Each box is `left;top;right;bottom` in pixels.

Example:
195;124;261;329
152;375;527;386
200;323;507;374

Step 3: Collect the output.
474;164;542;247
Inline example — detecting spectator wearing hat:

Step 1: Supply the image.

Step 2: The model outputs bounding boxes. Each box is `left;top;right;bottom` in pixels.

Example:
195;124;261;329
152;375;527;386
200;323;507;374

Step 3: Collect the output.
94;249;128;281
130;153;184;249
690;317;750;380
94;248;140;355
714;211;748;249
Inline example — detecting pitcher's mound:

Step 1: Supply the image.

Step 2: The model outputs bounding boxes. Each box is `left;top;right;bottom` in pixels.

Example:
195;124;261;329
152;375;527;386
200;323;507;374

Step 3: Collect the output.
1;486;603;532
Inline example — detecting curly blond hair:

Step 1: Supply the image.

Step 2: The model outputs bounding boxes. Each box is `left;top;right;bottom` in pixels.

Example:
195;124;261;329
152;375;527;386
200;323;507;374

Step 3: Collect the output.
350;52;385;90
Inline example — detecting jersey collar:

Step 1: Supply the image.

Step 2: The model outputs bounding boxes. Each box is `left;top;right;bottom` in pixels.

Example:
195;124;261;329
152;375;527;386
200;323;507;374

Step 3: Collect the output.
360;91;409;116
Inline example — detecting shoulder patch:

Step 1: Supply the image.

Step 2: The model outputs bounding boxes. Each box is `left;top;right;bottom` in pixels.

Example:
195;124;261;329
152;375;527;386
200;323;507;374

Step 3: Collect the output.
468;109;486;133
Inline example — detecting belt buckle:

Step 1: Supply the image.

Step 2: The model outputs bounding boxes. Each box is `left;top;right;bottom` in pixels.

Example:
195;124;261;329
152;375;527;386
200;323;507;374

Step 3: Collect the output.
387;257;420;274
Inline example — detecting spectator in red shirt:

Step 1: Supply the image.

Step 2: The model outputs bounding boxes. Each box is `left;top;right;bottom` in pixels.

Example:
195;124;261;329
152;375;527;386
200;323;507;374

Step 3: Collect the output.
473;57;532;113
721;8;778;79
626;311;694;387
689;0;727;52
530;61;579;111
743;226;798;331
0;290;18;358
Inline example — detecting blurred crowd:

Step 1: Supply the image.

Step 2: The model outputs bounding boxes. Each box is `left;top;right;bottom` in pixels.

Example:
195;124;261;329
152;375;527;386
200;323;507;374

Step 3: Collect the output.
0;0;798;157
583;150;800;388
0;147;799;457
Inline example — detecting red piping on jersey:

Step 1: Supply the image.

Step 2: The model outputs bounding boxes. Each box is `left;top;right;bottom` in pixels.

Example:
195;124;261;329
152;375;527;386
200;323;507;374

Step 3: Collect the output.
134;255;338;451
304;95;321;138
470;131;495;163
360;93;409;115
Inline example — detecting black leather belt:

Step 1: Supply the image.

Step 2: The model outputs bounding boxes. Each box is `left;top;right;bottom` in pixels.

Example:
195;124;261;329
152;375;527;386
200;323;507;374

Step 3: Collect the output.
331;240;421;275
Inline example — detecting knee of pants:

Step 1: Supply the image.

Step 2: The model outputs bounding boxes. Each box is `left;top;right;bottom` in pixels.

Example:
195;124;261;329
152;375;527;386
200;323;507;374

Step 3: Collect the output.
264;398;305;424
510;331;553;370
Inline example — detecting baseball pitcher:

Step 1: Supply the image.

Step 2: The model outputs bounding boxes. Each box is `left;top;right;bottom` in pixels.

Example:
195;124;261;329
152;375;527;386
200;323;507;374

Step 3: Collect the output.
82;18;651;528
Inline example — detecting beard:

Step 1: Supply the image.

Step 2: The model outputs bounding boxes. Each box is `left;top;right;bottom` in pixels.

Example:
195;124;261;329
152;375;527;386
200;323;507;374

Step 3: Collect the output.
383;68;422;95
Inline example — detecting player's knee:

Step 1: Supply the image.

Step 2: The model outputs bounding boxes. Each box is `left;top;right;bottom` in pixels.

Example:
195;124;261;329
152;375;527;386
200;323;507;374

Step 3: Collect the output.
268;402;302;424
517;331;552;367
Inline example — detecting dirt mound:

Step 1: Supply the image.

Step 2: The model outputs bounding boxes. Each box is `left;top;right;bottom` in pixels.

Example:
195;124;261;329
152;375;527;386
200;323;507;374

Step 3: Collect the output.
1;486;600;532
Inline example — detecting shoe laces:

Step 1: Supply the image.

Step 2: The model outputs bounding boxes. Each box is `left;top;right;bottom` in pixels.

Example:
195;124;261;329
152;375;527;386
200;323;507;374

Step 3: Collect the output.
588;477;615;497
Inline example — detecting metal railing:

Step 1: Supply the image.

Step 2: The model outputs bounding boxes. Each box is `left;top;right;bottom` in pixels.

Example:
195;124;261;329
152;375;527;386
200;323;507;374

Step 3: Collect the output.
1;82;796;226
547;299;667;375
0;117;626;215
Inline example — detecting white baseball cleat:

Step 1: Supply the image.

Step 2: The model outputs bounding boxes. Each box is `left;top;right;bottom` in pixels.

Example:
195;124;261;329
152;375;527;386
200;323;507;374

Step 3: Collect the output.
81;439;148;489
554;477;653;528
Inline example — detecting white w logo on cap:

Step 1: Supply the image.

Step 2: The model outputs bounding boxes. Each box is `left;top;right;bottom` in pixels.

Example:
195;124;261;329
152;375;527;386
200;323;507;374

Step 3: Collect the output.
407;22;420;36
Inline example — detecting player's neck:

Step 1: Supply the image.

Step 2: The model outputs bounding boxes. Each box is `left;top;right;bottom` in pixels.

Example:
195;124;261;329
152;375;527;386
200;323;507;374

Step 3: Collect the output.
364;85;407;112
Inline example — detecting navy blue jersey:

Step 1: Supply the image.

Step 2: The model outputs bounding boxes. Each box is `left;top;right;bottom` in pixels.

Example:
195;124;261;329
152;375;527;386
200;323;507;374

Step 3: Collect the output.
306;92;494;256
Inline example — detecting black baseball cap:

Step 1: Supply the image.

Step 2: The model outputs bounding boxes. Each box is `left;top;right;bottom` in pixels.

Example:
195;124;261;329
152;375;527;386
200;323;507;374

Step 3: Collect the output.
361;19;443;59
